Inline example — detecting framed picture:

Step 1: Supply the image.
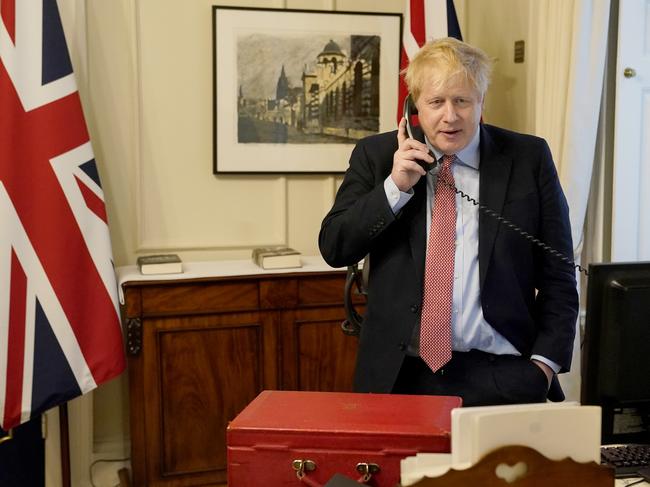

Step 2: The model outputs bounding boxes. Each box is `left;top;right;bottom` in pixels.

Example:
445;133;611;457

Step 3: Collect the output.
213;6;402;174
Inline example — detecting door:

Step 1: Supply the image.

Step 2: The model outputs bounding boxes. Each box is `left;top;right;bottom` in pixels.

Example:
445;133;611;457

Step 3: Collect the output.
611;0;650;260
280;306;358;392
141;310;278;487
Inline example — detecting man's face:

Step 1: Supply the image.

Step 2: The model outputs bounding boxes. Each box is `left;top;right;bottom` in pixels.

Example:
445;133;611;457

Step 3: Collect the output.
415;74;483;155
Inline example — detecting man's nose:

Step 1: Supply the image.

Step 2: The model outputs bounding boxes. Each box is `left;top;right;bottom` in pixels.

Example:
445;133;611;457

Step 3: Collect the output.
442;101;458;122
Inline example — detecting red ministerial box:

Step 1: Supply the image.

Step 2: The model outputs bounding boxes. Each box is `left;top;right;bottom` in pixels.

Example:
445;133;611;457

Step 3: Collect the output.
227;390;461;486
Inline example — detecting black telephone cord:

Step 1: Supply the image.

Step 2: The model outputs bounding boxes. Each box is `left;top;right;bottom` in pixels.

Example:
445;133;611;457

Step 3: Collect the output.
440;179;589;276
339;180;589;337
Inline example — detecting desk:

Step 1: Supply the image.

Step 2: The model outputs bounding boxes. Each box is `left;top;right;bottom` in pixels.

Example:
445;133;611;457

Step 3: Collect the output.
117;257;362;487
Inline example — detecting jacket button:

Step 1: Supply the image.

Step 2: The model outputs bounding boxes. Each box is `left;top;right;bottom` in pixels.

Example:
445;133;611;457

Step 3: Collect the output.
410;304;419;313
398;343;406;351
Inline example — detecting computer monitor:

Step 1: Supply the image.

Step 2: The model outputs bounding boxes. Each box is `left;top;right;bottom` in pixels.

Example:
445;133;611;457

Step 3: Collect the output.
581;261;650;445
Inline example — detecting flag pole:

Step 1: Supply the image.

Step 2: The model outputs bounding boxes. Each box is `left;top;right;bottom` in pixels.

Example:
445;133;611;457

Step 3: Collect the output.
59;404;71;487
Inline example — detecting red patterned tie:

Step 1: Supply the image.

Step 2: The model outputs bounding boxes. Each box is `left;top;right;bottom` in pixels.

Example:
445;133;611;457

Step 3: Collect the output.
420;154;456;372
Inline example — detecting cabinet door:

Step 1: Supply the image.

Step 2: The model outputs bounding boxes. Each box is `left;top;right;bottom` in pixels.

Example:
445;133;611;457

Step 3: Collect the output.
281;306;358;392
141;311;278;486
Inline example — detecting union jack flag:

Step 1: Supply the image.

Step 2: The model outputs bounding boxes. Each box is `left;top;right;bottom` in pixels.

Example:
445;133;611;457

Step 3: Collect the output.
0;0;125;430
398;0;463;119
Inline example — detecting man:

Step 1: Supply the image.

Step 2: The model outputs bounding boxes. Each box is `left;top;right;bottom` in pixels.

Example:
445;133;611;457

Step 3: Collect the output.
319;38;578;406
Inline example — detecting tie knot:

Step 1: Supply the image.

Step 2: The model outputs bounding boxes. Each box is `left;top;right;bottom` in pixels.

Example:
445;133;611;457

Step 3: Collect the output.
442;154;456;169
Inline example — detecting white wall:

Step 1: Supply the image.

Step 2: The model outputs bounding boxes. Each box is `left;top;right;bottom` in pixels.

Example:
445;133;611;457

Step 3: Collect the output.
464;0;535;134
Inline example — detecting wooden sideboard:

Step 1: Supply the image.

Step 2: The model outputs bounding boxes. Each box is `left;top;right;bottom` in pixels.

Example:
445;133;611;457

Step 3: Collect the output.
120;264;363;487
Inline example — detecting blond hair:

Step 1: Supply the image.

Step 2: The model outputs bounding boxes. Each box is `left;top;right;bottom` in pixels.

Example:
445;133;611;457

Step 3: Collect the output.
403;37;492;102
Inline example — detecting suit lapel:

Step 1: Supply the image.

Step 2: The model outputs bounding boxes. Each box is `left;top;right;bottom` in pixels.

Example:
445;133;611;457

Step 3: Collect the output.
404;125;429;291
408;176;428;291
479;125;512;289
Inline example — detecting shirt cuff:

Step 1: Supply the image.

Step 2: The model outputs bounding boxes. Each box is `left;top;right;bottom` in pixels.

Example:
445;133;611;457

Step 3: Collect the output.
530;354;561;374
384;175;413;214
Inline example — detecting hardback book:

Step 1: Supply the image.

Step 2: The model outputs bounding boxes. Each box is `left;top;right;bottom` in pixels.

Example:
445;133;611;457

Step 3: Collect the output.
137;254;183;275
252;247;302;270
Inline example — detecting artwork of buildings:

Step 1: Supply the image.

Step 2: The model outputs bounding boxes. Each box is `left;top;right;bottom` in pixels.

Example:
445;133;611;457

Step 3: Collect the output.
237;35;381;144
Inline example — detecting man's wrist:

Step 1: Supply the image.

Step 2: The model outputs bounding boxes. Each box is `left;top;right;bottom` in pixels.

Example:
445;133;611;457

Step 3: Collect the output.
531;359;554;387
384;175;413;213
530;354;561;373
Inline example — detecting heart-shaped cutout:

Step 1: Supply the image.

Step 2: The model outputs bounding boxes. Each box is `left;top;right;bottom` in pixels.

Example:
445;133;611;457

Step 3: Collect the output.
495;461;528;483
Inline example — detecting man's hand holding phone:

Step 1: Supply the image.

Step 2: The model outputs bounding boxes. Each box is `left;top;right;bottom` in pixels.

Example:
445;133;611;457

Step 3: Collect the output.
391;117;435;192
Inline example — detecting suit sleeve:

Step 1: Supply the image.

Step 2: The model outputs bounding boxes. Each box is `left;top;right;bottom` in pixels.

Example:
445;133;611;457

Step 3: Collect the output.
319;136;397;268
531;140;579;372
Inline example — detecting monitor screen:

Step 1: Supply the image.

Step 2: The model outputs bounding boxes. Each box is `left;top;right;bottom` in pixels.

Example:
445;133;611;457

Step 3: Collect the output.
581;261;650;445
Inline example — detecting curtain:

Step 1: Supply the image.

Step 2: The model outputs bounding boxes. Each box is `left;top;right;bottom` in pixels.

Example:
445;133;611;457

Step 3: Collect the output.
529;0;611;401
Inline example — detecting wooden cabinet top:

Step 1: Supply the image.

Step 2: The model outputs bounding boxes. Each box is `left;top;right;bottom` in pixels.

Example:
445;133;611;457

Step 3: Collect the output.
117;256;345;291
117;256;360;319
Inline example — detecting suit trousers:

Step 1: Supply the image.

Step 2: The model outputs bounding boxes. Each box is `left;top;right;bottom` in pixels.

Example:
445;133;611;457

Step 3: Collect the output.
391;350;551;407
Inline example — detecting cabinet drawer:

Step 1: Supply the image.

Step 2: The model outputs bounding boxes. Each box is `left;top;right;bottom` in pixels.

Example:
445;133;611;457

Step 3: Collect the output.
297;274;359;306
140;281;259;315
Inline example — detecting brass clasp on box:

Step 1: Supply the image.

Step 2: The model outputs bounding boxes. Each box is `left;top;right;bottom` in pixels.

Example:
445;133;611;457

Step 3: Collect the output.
292;459;316;480
356;462;380;482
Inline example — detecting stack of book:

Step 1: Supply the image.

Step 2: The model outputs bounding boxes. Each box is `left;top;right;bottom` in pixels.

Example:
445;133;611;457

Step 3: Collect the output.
136;254;183;275
252;247;302;270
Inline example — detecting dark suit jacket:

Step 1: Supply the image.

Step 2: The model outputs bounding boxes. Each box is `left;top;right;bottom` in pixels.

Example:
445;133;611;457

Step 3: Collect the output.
319;124;578;400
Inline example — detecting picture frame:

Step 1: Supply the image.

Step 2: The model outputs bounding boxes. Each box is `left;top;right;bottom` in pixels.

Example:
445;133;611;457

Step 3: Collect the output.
213;6;402;174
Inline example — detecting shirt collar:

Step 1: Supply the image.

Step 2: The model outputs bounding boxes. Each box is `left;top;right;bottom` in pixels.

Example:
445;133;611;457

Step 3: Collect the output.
425;125;480;170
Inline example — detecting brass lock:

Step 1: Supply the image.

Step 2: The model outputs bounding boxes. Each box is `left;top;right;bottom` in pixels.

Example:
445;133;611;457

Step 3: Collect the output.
292;459;316;479
356;462;380;482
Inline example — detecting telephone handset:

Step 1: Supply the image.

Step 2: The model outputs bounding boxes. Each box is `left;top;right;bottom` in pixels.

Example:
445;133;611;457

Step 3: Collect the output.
403;94;438;172
341;94;588;337
402;94;419;140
